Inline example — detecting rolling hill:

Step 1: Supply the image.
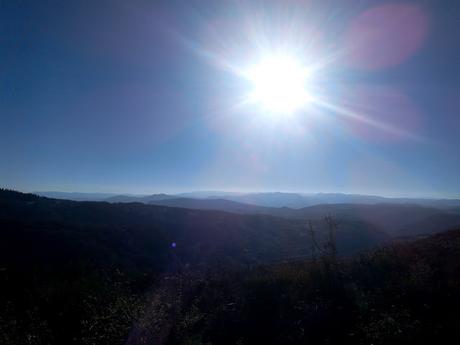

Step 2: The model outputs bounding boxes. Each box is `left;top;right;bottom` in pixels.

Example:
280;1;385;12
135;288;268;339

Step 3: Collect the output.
0;190;389;265
144;199;460;238
36;191;460;209
145;198;460;238
2;189;459;344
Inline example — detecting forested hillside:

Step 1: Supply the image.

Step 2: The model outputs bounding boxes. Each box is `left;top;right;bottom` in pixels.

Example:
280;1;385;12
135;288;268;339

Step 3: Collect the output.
1;189;459;344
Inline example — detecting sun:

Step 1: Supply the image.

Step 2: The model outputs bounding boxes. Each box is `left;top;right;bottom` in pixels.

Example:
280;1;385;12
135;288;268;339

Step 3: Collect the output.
246;55;311;114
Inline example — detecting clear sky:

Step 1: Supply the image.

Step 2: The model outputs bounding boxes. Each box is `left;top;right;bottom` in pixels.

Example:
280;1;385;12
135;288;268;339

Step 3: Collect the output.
1;0;459;197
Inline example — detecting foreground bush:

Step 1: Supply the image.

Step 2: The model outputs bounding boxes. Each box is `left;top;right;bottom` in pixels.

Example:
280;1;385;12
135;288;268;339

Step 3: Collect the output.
168;230;460;345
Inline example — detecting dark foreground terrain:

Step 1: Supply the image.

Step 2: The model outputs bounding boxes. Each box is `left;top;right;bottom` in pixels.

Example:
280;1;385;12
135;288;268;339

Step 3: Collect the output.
1;189;460;344
162;230;460;345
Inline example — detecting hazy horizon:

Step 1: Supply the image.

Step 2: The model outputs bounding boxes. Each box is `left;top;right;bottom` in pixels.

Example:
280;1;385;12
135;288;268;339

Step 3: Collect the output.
26;188;460;200
2;0;460;200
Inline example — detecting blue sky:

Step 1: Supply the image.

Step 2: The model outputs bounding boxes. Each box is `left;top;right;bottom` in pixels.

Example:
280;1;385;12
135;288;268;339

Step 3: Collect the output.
1;0;459;197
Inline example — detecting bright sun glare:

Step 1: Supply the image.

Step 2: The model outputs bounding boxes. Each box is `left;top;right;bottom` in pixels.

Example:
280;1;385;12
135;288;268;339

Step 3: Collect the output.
246;56;311;114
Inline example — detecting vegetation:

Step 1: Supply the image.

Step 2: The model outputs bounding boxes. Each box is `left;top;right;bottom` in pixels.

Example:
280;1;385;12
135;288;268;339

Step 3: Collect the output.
166;230;460;345
1;189;460;344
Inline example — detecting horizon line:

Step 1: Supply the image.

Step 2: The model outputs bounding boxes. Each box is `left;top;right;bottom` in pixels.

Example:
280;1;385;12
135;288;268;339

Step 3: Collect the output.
19;188;460;201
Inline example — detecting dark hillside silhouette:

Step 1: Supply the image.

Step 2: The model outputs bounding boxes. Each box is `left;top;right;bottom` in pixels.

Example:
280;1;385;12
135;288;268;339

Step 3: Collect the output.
149;198;460;237
0;190;390;263
164;230;460;345
1;189;459;344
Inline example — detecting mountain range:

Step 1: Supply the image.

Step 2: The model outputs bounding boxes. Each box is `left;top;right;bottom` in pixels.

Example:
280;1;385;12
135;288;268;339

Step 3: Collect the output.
36;191;460;209
3;188;460;344
32;191;460;238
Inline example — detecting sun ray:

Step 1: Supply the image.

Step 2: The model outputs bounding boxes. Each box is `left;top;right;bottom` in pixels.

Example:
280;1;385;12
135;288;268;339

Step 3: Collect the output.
309;95;424;141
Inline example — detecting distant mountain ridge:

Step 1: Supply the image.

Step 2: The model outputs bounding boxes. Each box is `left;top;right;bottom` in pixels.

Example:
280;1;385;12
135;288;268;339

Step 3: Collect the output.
207;192;460;209
149;199;460;237
0;189;390;263
105;193;175;203
32;190;460;236
36;191;460;209
147;197;271;214
35;191;116;201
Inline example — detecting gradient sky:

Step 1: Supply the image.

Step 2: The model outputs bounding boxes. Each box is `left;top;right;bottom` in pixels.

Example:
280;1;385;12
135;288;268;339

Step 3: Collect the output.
1;0;459;197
